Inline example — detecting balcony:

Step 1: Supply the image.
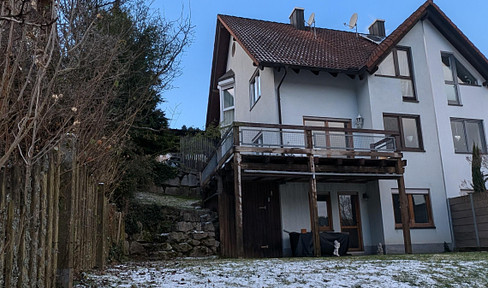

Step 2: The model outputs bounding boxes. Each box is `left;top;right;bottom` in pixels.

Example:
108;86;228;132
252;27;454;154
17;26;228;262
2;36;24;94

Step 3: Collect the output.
202;122;402;185
201;122;411;257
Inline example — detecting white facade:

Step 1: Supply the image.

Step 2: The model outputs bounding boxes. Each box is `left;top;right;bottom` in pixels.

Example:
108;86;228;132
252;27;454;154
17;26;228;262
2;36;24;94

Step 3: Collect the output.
218;17;488;254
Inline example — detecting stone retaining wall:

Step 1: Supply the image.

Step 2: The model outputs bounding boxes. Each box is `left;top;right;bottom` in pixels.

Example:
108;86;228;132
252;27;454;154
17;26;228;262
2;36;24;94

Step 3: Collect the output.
128;206;219;260
152;170;201;198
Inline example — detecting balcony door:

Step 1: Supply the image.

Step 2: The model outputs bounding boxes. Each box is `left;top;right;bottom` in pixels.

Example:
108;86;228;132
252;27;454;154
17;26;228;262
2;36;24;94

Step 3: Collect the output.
303;117;352;153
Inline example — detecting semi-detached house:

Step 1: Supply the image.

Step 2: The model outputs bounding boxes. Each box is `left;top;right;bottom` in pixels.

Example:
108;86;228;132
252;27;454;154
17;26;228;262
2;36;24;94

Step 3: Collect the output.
201;0;488;257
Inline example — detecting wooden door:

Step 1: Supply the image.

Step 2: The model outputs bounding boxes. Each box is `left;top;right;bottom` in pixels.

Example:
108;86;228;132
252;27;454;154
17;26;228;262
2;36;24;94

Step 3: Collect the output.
242;182;282;258
338;193;363;251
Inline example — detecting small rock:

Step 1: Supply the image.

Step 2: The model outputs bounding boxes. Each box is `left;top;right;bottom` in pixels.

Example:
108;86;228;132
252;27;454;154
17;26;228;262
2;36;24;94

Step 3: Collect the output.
163;177;180;187
202;239;216;247
189;246;211;257
202;222;215;232
181;174;199;187
192;231;208;240
174;243;192;253
161;242;173;251
129;241;146;255
182;213;199;222
176;222;193;232
169;232;185;243
189;239;201;246
193;222;202;230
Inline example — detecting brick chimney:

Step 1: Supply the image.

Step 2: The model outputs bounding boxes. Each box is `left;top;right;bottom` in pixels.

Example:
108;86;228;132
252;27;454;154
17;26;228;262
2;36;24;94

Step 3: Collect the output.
289;7;305;30
368;19;386;37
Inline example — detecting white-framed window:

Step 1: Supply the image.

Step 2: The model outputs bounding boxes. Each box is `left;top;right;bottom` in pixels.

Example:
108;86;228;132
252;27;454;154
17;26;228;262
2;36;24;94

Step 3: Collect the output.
249;69;261;108
450;118;487;153
219;77;235;128
441;53;478;105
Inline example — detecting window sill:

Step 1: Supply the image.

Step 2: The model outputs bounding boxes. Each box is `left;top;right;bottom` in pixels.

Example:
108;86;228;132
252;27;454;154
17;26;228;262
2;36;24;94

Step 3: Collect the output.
395;225;436;230
399;148;425;153
448;103;463;107
402;98;419;103
455;151;487;155
459;83;481;87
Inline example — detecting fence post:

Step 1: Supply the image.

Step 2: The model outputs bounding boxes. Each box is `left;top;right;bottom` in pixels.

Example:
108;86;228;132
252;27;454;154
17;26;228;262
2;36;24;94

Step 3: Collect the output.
56;141;76;288
469;193;480;249
96;183;106;269
446;198;455;250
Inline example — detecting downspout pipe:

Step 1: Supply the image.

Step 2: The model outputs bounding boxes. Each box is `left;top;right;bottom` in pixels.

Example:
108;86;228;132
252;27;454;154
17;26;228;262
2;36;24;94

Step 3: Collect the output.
276;67;288;146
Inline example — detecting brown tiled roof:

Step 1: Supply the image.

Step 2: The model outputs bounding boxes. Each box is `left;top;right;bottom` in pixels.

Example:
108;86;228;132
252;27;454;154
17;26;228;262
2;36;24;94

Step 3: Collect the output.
218;14;378;73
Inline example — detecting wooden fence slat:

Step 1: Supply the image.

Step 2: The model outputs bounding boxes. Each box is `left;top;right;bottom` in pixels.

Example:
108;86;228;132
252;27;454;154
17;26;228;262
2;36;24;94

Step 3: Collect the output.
29;164;41;284
52;151;61;286
38;167;48;288
0;168;6;286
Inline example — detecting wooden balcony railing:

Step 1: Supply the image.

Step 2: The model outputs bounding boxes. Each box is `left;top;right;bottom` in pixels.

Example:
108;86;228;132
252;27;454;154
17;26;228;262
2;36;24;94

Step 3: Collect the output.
201;122;400;184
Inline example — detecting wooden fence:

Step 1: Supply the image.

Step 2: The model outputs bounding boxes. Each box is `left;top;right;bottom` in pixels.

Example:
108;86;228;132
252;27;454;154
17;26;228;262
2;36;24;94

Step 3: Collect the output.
449;193;488;249
0;145;124;287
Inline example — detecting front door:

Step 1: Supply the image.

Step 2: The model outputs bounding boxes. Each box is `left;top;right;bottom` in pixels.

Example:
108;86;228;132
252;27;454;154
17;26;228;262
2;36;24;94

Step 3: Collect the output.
338;193;363;251
242;182;282;257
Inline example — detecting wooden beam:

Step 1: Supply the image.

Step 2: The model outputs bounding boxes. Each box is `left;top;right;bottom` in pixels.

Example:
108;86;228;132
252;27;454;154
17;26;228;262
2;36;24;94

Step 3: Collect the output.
396;159;412;254
233;152;244;258
305;130;321;257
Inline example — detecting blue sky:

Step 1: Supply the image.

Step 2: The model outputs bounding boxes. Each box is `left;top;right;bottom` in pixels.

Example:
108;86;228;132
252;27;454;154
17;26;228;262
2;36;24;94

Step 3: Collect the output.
151;0;488;129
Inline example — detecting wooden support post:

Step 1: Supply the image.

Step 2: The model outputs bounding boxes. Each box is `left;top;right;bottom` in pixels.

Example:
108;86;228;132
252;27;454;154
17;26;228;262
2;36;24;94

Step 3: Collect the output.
233;152;244;258
396;160;412;254
306;129;321;257
96;183;106;269
216;174;227;257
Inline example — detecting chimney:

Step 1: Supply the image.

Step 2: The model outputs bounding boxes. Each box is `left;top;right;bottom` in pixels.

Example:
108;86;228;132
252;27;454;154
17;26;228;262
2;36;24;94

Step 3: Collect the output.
368;19;386;37
289;7;305;30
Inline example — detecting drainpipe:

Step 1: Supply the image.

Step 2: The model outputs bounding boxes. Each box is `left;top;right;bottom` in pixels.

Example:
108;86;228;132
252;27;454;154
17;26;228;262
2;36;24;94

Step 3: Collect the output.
276;67;288;146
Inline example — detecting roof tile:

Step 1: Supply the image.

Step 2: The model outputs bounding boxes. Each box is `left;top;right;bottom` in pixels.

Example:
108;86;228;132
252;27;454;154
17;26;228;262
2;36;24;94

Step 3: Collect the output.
218;15;378;72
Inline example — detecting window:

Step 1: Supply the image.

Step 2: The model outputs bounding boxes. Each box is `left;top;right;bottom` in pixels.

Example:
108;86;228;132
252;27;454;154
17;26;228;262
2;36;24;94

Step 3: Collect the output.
442;53;478;105
392;189;434;228
250;70;261;108
303;117;352;149
450;118;487;153
383;114;423;151
317;194;333;231
376;47;416;100
219;75;235;128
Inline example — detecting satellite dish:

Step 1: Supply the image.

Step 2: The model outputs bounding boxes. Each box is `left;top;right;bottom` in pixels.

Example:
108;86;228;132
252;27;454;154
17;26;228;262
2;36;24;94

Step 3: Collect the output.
307;12;316;26
348;13;358;29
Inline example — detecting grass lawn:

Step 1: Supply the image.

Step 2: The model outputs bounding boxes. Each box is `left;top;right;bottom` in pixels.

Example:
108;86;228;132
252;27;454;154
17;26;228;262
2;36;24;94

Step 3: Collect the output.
75;252;488;287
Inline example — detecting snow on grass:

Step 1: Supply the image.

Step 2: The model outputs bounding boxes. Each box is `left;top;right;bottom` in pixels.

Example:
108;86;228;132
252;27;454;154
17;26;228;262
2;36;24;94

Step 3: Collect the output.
75;253;488;287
